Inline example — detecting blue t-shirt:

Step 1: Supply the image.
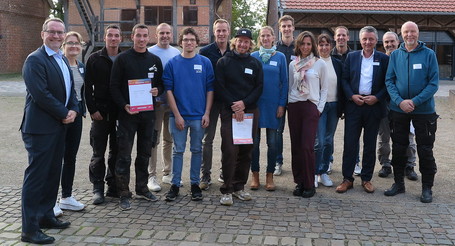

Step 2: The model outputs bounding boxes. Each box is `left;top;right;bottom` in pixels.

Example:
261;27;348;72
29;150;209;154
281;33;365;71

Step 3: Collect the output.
163;54;215;120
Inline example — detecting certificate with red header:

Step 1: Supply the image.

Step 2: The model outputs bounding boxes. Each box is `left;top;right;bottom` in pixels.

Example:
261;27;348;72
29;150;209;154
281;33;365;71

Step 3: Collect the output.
232;113;254;144
128;78;154;112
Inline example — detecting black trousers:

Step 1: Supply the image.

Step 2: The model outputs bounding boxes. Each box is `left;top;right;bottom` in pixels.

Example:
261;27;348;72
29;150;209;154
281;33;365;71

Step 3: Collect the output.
115;112;155;198
389;110;438;187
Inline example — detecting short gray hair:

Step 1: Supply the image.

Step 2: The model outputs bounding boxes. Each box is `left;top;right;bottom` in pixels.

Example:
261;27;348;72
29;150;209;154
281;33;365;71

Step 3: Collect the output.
359;26;378;40
383;31;399;41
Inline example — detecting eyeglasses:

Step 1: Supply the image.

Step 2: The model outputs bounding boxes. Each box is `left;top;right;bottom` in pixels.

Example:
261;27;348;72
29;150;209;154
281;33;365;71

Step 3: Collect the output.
64;41;81;46
44;30;65;36
182;38;196;43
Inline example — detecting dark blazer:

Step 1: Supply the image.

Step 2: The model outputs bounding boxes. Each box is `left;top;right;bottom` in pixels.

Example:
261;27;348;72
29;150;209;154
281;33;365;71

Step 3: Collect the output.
21;45;79;134
331;57;344;117
341;50;389;117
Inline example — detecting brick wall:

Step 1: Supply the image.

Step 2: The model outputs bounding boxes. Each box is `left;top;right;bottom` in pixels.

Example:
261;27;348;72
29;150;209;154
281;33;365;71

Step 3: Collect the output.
0;0;50;74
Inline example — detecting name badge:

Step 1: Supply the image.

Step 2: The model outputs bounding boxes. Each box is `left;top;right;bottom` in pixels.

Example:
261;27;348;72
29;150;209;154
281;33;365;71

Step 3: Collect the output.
78;67;84;74
245;68;253;75
290;55;297;61
372;62;380;66
148;72;154;78
269;61;278;66
194;64;202;73
413;64;422;69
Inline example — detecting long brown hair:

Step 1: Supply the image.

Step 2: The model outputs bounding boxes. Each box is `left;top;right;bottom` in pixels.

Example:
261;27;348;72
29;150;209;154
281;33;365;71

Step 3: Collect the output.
294;31;318;57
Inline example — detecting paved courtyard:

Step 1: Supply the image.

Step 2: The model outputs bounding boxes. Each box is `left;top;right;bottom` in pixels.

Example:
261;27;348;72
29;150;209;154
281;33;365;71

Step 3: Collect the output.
0;80;454;245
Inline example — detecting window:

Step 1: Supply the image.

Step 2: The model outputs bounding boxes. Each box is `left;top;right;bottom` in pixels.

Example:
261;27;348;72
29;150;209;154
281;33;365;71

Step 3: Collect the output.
190;0;196;4
121;9;137;42
145;6;172;25
183;6;198;26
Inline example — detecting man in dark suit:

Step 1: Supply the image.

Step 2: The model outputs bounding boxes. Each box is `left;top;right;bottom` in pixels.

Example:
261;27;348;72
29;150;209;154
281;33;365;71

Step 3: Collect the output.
20;18;78;244
336;26;389;194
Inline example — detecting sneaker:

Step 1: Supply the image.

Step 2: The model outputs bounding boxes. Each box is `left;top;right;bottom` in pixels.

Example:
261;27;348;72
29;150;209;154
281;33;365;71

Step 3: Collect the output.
318;173;333;187
147;176;161;192
354;163;362;176
220;193;233;206
191;184;203;201
233;190;252;201
59;196;85;211
314;175;319;188
165;185;179;201
53;203;63;217
92;191;105;205
217;173;224;183
199;181;211;191
273;163;282;176
119;197;131;211
136;191;158;202
327;161;333;175
162;174;172;184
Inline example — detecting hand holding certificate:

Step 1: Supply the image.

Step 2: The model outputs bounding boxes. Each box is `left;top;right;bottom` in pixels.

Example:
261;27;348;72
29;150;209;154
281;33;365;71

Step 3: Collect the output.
128;78;154;112
232;113;254;144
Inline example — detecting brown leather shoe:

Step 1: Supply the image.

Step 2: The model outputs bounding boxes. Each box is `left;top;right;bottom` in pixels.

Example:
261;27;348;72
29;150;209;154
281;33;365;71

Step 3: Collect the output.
336;179;353;193
250;172;259;190
362;181;375;193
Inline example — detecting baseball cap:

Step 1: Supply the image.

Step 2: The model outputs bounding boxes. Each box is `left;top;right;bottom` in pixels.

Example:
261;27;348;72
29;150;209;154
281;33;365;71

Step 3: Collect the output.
235;28;253;39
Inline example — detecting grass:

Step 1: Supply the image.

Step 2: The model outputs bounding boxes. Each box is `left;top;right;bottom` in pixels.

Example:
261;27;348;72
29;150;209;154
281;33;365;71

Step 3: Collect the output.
0;73;23;82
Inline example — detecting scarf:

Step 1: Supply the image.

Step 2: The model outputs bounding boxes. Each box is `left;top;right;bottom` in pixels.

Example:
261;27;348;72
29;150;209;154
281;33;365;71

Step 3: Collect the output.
258;45;276;63
294;53;316;95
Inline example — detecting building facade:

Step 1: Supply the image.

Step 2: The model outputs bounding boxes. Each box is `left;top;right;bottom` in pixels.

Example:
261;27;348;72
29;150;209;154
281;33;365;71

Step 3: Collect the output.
65;0;232;61
0;0;52;74
268;0;455;79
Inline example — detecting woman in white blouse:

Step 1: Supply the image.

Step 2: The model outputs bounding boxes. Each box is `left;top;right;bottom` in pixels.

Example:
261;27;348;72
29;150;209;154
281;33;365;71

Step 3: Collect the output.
288;31;328;198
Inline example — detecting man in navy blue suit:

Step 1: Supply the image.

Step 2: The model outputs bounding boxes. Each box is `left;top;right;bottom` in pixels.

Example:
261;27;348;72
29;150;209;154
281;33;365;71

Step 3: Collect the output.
336;26;389;194
20;18;78;244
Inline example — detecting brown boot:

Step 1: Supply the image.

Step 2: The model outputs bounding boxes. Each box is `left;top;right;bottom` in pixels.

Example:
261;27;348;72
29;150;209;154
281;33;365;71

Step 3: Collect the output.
250;172;260;190
265;173;276;191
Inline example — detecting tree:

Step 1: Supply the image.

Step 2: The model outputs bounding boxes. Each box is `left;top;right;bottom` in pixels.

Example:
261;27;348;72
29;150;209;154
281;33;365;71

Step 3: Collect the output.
231;0;267;42
50;0;64;20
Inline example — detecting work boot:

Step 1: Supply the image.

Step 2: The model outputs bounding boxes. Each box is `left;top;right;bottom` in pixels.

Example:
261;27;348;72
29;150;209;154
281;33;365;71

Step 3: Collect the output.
265;172;275;191
384;182;405;196
420;186;433;203
250;172;259;190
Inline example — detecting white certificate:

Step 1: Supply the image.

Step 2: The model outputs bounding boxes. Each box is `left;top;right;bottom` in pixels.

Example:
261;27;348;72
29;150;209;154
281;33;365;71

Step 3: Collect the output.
232;113;254;144
128;78;154;112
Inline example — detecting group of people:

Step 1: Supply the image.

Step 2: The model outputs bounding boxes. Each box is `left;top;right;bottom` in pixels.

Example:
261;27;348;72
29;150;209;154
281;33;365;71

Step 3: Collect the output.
19;16;438;244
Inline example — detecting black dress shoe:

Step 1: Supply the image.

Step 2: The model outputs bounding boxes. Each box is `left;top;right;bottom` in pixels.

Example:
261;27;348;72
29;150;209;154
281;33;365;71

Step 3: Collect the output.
420;186;433;203
378;166;392;178
21;230;55;244
405;167;418;181
293;184;304;196
93;191;105;205
384;183;405;196
39;217;71;229
302;188;316;198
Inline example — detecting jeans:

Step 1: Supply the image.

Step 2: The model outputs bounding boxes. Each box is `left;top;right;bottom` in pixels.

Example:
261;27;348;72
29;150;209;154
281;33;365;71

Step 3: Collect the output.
389;111;438;187
251;128;278;173
148;104;173;177
275;111;286;165
115;112;155;198
315;102;339;175
61;111;83;198
201;101;221;182
169;118;205;186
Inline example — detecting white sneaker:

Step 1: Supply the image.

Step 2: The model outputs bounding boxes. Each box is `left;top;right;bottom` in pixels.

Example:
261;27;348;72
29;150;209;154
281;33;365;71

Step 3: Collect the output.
233;190;252;201
161;174;183;186
327;161;333;174
273;164;282;176
314;175;319;188
220;193;233;206
59;196;85;211
319;173;333;187
53;203;63;217
354;163;362;176
147;176;161;192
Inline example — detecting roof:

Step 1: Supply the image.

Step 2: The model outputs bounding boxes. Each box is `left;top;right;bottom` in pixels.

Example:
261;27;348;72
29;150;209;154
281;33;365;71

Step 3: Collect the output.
279;0;455;15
